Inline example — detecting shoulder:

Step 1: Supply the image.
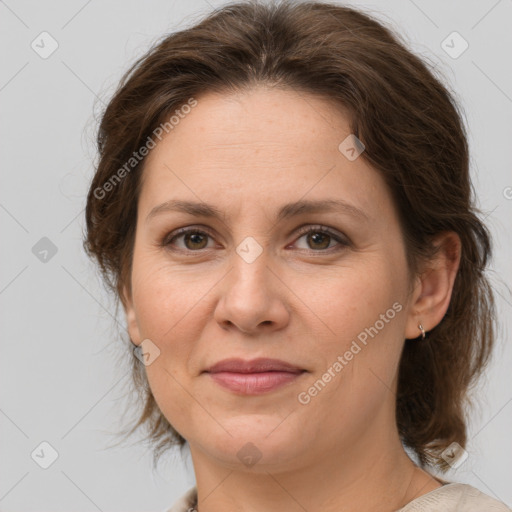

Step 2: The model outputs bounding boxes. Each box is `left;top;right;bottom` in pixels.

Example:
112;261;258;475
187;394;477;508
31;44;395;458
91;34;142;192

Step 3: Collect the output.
163;486;197;512
399;482;511;511
164;483;511;512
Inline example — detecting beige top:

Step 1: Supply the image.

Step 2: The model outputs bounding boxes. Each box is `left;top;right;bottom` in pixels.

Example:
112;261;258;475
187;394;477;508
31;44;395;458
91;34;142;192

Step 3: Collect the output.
165;482;511;512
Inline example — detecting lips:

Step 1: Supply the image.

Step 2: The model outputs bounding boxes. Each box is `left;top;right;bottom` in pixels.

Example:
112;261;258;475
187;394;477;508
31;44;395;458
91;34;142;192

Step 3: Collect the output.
204;358;306;395
205;357;304;374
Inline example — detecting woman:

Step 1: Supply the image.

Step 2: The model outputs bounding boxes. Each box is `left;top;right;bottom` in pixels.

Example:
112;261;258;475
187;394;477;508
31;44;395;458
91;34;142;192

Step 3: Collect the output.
83;1;510;510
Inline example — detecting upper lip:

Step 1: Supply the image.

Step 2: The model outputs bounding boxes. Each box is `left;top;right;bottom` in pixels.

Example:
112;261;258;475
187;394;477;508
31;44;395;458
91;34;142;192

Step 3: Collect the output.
205;357;305;374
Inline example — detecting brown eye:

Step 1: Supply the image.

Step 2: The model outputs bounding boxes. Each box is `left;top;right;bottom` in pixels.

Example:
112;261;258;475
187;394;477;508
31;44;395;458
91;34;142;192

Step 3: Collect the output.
163;225;349;254
306;231;332;250
164;228;214;251
182;231;209;250
293;226;349;252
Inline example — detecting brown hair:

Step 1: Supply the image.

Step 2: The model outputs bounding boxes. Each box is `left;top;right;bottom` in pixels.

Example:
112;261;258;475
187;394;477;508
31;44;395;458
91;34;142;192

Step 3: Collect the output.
83;0;496;471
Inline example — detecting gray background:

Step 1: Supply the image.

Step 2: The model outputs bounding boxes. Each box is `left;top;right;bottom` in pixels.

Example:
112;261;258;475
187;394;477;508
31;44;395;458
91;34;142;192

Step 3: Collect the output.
1;0;511;510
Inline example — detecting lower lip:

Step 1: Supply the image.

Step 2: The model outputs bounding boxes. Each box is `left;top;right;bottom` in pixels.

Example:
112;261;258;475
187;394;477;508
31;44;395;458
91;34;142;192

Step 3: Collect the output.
207;371;304;395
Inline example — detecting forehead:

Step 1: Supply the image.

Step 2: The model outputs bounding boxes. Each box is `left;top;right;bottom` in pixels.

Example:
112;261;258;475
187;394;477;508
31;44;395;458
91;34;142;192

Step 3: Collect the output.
146;86;352;161
138;86;392;223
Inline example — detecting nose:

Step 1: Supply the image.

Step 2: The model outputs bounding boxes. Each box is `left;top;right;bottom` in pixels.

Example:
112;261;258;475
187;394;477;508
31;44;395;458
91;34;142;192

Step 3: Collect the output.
214;251;290;334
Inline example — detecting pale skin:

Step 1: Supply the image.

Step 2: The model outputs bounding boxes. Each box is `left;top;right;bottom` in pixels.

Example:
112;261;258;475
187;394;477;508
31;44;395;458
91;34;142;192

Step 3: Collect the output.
123;86;461;512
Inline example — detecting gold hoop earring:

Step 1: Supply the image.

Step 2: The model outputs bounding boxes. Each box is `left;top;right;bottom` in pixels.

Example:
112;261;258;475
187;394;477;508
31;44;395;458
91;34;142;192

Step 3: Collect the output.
418;323;426;340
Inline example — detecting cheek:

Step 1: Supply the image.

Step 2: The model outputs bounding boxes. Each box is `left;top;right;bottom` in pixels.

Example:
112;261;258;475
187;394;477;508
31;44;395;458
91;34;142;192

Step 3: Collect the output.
130;255;194;373
303;259;405;339
294;262;407;434
131;248;193;337
130;262;203;433
301;255;408;394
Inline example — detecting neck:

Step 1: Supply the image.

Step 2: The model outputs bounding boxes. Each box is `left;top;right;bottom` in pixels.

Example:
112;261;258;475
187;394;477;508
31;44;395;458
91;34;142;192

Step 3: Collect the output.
187;406;441;512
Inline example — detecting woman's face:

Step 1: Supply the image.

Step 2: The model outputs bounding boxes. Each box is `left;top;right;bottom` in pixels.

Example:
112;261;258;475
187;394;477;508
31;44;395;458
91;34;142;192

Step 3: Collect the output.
124;86;421;471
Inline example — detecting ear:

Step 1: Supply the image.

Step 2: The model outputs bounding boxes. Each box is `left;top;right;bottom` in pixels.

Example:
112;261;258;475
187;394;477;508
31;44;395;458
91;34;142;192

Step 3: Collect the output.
405;231;461;339
122;284;142;346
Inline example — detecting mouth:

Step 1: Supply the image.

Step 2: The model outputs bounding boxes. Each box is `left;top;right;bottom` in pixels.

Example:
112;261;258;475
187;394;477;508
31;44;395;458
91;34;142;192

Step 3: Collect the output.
203;357;307;395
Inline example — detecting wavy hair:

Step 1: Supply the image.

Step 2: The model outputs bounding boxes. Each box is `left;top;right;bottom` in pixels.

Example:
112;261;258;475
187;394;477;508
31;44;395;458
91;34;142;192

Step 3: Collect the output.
83;0;496;470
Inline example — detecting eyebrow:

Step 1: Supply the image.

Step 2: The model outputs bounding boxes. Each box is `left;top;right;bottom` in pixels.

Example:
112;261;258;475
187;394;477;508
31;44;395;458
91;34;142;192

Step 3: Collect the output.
146;198;368;224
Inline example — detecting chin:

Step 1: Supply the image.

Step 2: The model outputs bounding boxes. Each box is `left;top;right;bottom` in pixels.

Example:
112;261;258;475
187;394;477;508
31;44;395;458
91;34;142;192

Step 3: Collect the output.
192;418;311;471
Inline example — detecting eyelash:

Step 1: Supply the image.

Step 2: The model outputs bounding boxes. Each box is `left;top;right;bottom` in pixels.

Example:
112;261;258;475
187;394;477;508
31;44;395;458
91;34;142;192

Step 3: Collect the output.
161;225;350;254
